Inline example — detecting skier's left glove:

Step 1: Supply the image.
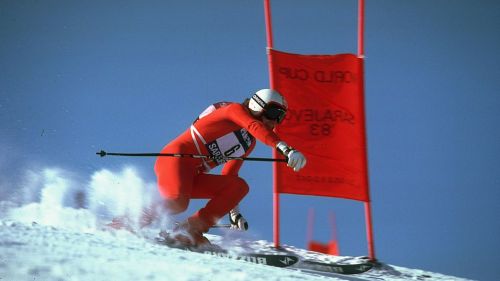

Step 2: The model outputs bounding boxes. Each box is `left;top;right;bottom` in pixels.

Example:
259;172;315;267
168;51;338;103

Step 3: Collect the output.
276;141;307;172
229;206;248;231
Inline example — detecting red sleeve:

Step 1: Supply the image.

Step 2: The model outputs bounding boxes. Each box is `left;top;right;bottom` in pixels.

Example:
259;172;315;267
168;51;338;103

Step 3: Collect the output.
225;103;281;147
221;141;256;176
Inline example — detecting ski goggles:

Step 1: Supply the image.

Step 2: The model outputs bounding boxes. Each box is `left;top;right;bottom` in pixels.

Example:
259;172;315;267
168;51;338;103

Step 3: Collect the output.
263;105;287;123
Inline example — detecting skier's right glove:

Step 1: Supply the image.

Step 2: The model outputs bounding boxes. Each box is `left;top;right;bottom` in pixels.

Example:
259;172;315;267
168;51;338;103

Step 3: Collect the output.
276;141;307;172
229;207;248;231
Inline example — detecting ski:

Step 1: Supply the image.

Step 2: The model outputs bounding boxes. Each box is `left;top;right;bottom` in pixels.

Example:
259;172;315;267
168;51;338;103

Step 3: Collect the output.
154;237;299;268
270;245;374;275
298;259;374;275
104;222;374;275
153;236;373;275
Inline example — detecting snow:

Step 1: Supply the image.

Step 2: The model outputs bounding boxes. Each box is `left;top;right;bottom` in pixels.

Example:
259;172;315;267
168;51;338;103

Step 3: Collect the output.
0;217;324;281
0;203;474;281
0;167;475;280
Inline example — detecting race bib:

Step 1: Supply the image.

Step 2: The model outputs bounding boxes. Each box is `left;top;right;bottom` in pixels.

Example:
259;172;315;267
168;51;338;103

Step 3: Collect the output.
205;129;254;165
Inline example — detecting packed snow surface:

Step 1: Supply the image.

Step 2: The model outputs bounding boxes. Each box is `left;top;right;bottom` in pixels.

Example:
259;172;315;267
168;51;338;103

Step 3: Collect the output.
0;168;474;280
0;203;473;281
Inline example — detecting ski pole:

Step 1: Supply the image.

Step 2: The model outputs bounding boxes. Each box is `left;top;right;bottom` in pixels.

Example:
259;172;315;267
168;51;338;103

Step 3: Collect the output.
96;150;287;163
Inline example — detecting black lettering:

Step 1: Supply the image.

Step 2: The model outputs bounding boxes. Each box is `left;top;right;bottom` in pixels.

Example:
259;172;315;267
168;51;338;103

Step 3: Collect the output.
303;109;314;122
334;110;344;121
295;175;355;186
309;123;331;136
224;144;241;157
314;70;356;83
310;124;320;136
322;110;334;122
335;71;344;82
345;71;355;83
321;124;331;135
207;142;225;164
278;67;290;78
314;71;326;82
286;109;355;125
278;67;308;80
295;69;308;80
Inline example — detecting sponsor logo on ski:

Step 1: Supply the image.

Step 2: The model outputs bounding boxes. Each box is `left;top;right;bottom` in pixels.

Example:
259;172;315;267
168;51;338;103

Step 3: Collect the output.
203;251;267;265
279;256;296;266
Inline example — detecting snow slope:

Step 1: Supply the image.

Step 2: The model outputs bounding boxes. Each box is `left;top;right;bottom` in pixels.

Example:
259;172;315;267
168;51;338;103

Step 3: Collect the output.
0;203;474;281
0;168;475;280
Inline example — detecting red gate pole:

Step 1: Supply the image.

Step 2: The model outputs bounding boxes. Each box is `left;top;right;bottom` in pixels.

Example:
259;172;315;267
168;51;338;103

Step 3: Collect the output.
263;0;281;248
358;0;376;261
357;0;365;58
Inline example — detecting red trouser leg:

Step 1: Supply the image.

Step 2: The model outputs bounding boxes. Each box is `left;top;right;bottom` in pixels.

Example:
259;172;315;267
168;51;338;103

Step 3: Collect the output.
155;154;249;232
155;152;198;214
190;173;249;231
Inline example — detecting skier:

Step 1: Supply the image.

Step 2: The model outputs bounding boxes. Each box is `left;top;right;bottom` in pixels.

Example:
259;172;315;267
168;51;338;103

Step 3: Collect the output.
154;89;306;247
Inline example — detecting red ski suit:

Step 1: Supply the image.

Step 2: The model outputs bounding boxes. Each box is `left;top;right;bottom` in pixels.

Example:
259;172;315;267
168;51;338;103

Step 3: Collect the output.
154;102;281;232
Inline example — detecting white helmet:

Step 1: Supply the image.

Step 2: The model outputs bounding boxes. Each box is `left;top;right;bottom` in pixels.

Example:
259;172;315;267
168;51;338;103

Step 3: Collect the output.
248;89;288;123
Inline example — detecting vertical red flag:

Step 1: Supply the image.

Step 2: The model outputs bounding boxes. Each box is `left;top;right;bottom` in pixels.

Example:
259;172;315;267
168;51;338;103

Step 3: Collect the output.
271;49;369;202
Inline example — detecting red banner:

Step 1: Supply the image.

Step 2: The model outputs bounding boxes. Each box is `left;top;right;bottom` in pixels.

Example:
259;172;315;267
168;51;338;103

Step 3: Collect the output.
271;49;369;202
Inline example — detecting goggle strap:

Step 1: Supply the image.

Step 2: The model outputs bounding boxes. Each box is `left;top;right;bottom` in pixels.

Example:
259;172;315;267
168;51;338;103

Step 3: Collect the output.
252;94;267;109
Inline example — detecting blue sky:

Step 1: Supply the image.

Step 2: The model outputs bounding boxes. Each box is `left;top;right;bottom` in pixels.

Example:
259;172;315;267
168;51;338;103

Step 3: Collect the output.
1;1;499;280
